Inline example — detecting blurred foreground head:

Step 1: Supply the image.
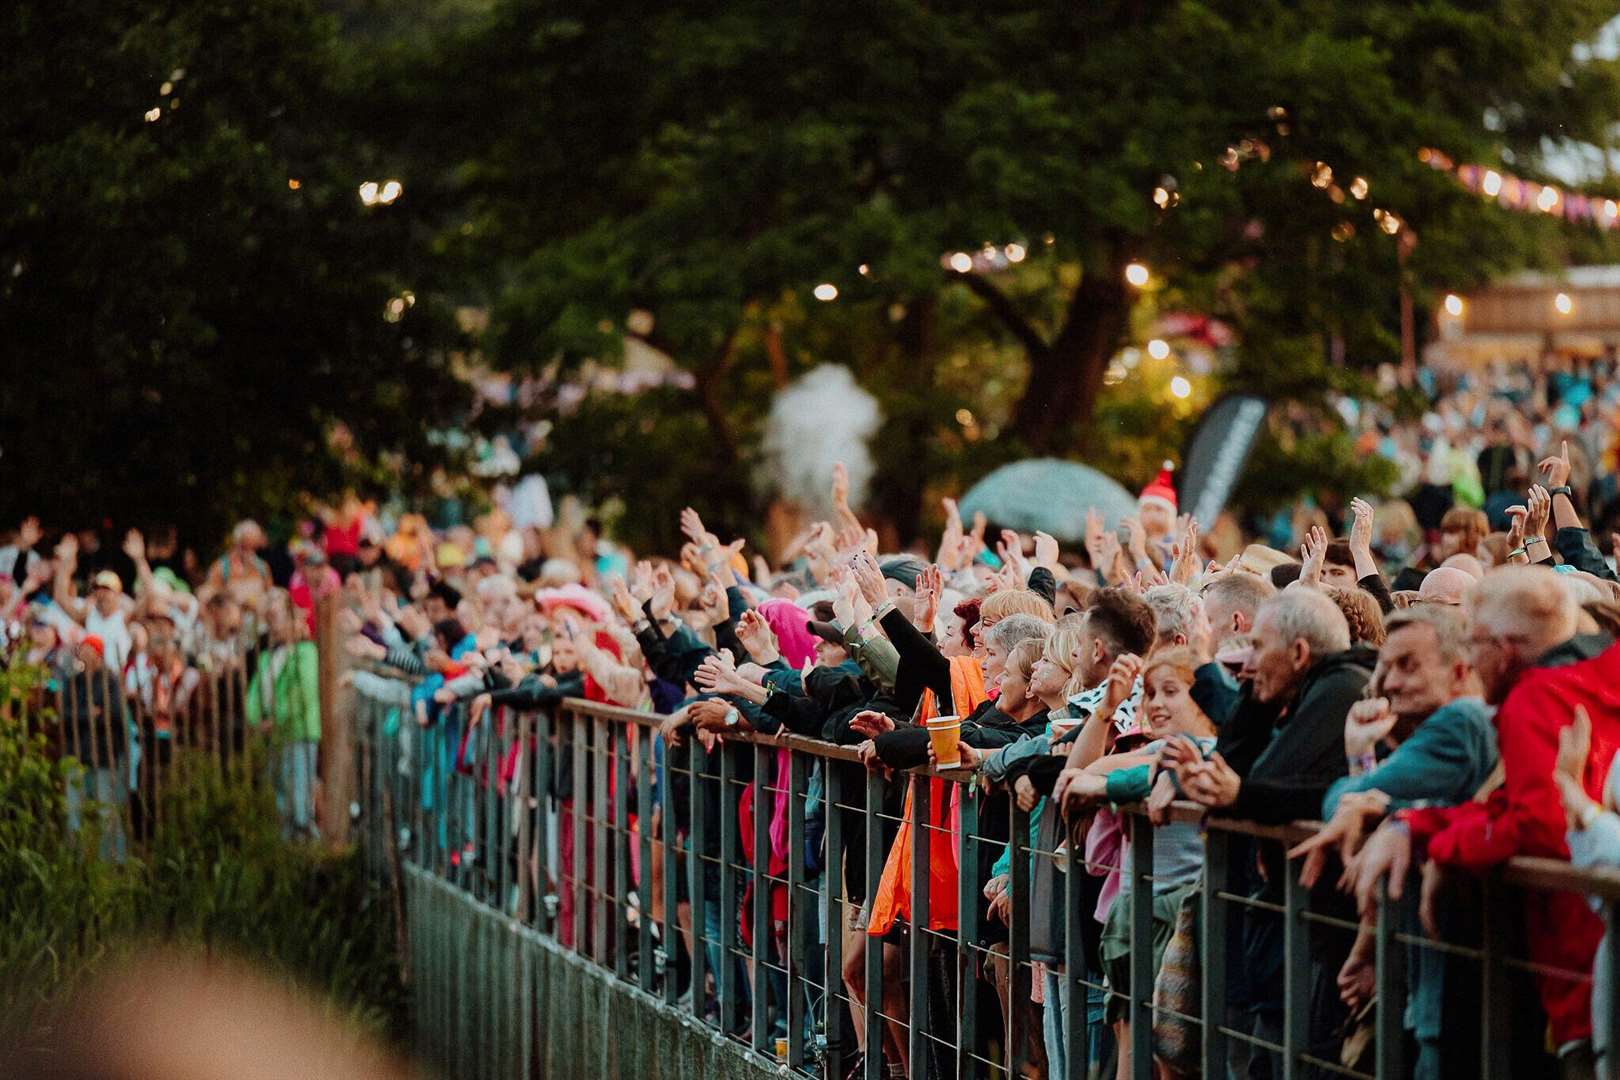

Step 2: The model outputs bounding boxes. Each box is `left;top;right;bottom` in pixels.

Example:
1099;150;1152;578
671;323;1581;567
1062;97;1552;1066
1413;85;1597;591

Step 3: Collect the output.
8;950;412;1080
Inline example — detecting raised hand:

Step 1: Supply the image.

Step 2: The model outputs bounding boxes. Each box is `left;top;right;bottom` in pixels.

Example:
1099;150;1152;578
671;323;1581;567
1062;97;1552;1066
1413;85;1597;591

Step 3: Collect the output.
1101;653;1142;717
1525;484;1551;540
1537;439;1572;489
1298;524;1328;588
1122;515;1148;564
1344;698;1398;762
849;552;889;608
1348;498;1375;560
1169;517;1200;585
680;507;719;551
736;608;780;662
939;498;966;571
608;576;641;623
913;564;943;632
831;461;851;509
649;565;677;620
1033;530;1060;571
630;560;656;604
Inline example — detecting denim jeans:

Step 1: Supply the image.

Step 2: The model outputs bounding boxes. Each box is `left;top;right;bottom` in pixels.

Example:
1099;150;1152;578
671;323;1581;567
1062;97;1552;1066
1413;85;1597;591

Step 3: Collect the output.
277;739;320;840
66;765;126;863
702;898;751;1029
1043;969;1068;1079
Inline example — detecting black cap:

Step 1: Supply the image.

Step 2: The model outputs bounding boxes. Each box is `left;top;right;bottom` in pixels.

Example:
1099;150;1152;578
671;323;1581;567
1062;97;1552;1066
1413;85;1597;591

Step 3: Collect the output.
805;620;844;646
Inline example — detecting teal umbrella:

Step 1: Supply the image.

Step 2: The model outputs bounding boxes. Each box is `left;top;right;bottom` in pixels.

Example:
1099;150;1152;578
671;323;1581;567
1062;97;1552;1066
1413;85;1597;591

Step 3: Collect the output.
957;458;1138;542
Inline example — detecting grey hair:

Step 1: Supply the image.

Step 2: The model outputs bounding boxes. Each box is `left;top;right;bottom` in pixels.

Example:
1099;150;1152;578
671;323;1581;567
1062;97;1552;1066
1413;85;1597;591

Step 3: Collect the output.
1383;604;1469;666
1144;584;1203;646
1260;588;1351;657
989;613;1052;653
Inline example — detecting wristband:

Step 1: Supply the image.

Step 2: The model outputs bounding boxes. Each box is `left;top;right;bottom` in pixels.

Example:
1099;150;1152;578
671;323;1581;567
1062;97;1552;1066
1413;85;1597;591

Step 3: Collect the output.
1547;485;1573;498
1526;535;1547;546
873;600;897;622
1350;749;1378;777
1508;547;1527;560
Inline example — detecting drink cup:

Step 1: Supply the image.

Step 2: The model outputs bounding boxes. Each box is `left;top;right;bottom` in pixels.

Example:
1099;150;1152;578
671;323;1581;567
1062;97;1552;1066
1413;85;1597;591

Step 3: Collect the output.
926;715;962;768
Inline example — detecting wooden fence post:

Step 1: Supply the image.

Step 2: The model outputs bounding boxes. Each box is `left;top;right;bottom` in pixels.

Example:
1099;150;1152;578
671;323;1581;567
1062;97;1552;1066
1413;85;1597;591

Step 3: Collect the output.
317;591;353;848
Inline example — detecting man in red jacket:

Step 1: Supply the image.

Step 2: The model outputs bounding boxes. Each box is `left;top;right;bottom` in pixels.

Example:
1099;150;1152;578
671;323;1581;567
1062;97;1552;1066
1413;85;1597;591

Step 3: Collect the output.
1352;566;1620;1064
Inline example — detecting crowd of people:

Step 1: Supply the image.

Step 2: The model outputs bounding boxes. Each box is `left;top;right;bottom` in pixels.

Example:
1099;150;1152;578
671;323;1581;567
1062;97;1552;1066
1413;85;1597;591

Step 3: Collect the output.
7;356;1620;1078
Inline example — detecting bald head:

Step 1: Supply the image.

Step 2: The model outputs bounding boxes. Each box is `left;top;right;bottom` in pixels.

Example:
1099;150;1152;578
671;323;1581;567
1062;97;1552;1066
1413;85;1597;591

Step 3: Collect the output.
1470;566;1577;654
1418;567;1475;607
1441;553;1485;582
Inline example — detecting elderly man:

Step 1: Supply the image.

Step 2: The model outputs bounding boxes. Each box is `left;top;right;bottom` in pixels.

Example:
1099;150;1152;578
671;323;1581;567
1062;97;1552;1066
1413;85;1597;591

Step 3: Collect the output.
1176;588;1374;1076
1351;566;1620;1073
1289;606;1496;1080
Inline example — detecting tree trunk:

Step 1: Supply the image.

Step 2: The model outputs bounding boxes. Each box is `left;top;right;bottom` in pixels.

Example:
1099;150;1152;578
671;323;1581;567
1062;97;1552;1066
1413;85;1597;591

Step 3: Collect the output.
1012;254;1130;453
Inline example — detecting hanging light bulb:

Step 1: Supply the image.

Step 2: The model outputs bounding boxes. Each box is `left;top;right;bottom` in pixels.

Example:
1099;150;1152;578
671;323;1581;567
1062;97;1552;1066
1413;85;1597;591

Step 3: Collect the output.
1482;170;1503;197
1004;243;1026;263
813;283;838;302
1124;262;1150;287
1443;294;1464;317
1147;339;1171;360
1555;292;1574;315
1170;376;1192;399
358;181;380;206
949;252;973;273
1349;177;1369;200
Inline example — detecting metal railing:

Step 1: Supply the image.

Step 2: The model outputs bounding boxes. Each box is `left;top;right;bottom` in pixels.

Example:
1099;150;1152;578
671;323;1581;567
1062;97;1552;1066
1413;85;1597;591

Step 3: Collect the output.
351;689;1620;1080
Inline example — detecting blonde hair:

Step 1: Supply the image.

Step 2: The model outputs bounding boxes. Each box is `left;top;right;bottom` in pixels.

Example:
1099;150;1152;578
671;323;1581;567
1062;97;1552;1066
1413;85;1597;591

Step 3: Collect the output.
1042;624;1085;695
980;588;1056;625
1142;646;1200;691
1006;637;1044;682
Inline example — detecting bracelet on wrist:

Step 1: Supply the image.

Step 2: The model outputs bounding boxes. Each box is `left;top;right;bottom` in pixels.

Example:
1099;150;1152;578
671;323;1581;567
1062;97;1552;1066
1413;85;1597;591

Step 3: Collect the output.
1526;535;1547;547
1508;547;1528;560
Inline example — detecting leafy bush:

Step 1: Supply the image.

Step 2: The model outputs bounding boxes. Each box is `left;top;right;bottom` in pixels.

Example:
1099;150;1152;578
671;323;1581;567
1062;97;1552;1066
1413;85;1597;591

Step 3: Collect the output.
0;658;407;1049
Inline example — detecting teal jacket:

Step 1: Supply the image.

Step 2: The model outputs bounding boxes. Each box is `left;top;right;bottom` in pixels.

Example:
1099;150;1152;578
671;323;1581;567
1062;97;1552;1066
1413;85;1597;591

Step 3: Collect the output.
1321;697;1496;818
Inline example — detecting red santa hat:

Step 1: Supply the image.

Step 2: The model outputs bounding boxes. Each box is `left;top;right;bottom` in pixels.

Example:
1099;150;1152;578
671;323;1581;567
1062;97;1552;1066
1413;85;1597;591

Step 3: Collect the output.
1138;461;1178;515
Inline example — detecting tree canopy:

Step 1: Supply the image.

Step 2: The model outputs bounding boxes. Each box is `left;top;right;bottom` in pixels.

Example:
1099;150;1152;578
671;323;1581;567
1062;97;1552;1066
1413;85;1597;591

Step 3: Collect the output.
1;0;467;542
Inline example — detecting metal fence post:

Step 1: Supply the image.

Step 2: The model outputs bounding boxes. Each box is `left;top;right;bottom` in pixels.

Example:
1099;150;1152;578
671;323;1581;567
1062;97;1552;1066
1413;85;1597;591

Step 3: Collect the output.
571;713;587;953
592;715;610;968
1282;844;1310;1080
1130;814;1155;1078
636;724;656;993
908;776;932;1078
688;736;709;1022
1202;827;1230;1078
534;710;553;934
957;785;980;1080
660;725;679;1008
787;748;810;1068
751;743;772;1054
719;739;741;1036
1064;816;1089;1080
823;761;847;1080
1479;878;1512;1080
614;724;631;982
863;770;886;1080
1374;882;1403;1079
1008;796;1031;1077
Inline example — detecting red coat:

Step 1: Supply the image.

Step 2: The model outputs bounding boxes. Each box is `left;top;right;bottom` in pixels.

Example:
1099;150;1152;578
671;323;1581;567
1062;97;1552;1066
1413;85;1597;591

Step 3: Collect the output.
1402;637;1620;1046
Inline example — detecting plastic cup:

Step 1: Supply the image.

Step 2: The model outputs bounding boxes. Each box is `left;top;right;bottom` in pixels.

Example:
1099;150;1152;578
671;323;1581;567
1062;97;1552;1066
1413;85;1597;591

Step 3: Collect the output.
926;715;962;768
775;1037;789;1059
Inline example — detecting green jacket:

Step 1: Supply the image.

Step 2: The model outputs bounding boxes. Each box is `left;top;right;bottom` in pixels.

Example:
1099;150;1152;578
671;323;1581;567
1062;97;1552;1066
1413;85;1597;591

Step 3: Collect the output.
245;642;322;743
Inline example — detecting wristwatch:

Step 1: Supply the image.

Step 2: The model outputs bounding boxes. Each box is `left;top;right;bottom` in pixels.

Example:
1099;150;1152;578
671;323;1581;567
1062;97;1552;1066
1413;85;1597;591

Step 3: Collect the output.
723;707;740;728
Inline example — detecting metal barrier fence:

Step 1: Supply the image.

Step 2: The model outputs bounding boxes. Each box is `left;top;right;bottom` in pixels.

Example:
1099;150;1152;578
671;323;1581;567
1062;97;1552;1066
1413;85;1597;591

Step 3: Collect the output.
352;689;1620;1080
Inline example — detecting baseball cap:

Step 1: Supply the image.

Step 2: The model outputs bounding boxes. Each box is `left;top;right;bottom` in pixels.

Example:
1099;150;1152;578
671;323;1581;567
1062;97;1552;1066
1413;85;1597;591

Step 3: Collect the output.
92;570;122;593
805;620;845;646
